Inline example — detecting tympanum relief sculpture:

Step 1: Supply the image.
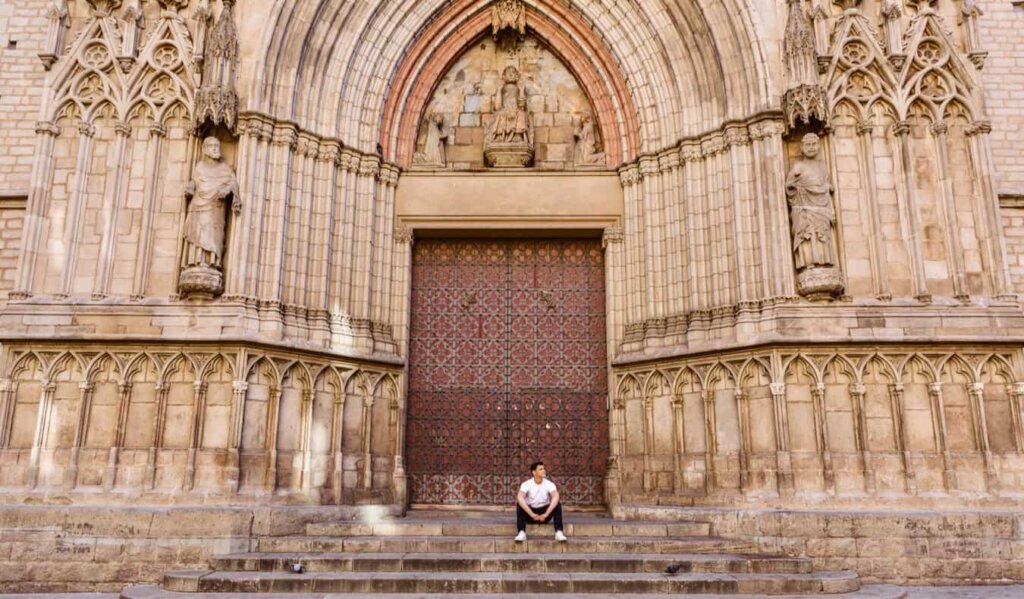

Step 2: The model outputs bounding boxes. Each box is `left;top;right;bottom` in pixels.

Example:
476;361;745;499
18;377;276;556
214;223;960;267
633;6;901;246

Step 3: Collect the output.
412;112;451;168
786;133;844;300
484;65;535;168
415;33;603;170
179;137;240;298
573;114;605;167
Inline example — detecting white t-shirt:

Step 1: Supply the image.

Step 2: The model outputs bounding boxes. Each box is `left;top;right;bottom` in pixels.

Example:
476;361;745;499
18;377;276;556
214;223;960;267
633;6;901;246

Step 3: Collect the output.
519;477;557;508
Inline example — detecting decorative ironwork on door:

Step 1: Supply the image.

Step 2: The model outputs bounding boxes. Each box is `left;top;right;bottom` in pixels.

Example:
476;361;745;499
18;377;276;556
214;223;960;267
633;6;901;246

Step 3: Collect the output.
407;239;609;505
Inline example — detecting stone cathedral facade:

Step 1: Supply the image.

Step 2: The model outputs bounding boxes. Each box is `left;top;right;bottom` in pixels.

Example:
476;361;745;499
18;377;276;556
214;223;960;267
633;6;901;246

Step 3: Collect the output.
0;0;1023;514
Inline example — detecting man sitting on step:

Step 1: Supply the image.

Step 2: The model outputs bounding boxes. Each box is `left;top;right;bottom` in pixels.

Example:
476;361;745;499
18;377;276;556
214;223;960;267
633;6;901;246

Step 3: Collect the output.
515;461;567;542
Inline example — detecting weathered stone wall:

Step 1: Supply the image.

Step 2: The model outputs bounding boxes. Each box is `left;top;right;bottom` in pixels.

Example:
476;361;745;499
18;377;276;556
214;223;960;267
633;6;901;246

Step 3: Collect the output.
610;346;1024;507
0;504;397;592
1002;206;1024;293
979;0;1024;197
621;505;1024;585
0;0;47;195
0;202;26;296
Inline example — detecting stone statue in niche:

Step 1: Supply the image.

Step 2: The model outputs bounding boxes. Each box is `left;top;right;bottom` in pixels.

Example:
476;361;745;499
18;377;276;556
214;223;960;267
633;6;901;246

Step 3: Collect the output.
179;137;240;298
484;65;534;168
785;133;844;300
413;112;451;168
573;114;605;167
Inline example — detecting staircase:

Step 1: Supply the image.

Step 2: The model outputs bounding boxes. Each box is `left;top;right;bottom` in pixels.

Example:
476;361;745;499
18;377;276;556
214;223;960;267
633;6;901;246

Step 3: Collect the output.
121;510;907;598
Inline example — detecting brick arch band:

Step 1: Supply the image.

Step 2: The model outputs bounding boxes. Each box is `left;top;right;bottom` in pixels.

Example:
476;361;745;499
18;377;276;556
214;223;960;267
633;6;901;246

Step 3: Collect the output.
380;1;640;168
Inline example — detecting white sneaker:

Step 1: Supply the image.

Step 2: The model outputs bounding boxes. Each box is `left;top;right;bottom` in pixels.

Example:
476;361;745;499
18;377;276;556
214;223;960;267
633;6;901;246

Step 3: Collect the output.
554;530;568;542
514;531;527;542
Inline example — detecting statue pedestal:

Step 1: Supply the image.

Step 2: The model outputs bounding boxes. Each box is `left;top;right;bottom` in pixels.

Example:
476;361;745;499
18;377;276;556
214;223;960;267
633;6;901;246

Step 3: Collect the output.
796;267;844;301
179;265;224;299
484;142;534;168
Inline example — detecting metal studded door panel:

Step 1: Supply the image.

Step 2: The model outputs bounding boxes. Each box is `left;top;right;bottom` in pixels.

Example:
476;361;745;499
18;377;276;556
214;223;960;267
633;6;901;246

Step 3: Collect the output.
407;239;609;505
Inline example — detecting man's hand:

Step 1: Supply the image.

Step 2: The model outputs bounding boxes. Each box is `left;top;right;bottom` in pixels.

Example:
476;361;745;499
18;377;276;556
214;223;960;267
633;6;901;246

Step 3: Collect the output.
532;513;545;522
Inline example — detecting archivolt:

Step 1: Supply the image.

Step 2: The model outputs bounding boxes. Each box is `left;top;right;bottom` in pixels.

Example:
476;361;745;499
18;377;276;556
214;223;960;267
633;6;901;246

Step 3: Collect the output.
247;0;772;163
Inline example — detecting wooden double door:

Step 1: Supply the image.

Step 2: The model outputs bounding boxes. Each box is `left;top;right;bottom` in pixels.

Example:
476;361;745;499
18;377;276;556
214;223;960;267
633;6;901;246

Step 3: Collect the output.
406;238;609;505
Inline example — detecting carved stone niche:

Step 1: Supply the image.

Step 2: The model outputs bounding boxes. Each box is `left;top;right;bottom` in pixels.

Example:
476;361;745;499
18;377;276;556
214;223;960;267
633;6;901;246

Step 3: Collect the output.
785;133;844;300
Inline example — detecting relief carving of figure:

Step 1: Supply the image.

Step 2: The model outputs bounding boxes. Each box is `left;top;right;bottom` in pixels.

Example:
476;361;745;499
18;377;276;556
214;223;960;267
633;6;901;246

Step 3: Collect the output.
786;133;844;299
413;112;450;168
179;137;240;297
573;114;605;167
488;66;532;145
484;65;534;167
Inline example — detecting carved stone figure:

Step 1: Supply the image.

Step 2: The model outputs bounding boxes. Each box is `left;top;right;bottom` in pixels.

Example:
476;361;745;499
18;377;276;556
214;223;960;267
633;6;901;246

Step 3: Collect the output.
413;112;450;168
573;114;605;167
785;133;844;299
179;137;240;298
484;66;534;168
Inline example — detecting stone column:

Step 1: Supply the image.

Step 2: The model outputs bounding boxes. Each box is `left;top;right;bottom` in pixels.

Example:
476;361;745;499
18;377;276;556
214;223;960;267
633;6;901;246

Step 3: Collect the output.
968;382;998;492
929;121;970;300
59;123;97;298
892;121;931;302
390;391;407;506
27;381;56;488
227;380;247;493
132;123;167;300
856;121;891;300
606;395;626;508
770;382;795;495
672;395;686;493
1011;383;1024;453
642;394;656;492
735;390;752;493
850;383;877;494
95;121;133;299
184;381;208;491
361;394;375;491
66;382;95;490
0;379;15;447
300;389;314;491
147;383;169;490
330;385;347;505
928;382;956;492
265;385;281;492
12;121;60;299
104;381;133;490
965;121;1014;300
812;382;835;493
702;389;718;493
888;383;916;494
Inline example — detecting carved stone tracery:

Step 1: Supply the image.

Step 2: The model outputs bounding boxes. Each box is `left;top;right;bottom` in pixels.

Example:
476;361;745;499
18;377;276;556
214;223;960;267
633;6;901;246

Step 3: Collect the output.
194;0;240;133
783;0;828;129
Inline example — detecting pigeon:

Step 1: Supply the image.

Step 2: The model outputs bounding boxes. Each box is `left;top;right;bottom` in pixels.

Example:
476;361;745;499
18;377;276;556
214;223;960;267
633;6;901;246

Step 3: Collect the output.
289;563;305;574
664;564;682;575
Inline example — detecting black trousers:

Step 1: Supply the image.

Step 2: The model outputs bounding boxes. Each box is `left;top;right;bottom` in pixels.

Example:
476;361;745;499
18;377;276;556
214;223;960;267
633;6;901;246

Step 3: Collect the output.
516;502;564;533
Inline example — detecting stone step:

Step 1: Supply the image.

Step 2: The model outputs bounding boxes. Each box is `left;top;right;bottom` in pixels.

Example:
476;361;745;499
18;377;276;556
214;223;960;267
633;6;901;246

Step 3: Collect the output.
306;520;712;538
163;569;862;595
211;551;812;574
124;584;910;599
258;535;759;555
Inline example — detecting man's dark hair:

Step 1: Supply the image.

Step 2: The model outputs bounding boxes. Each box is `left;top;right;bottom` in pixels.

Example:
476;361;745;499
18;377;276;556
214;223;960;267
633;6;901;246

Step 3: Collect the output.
529;460;544;472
